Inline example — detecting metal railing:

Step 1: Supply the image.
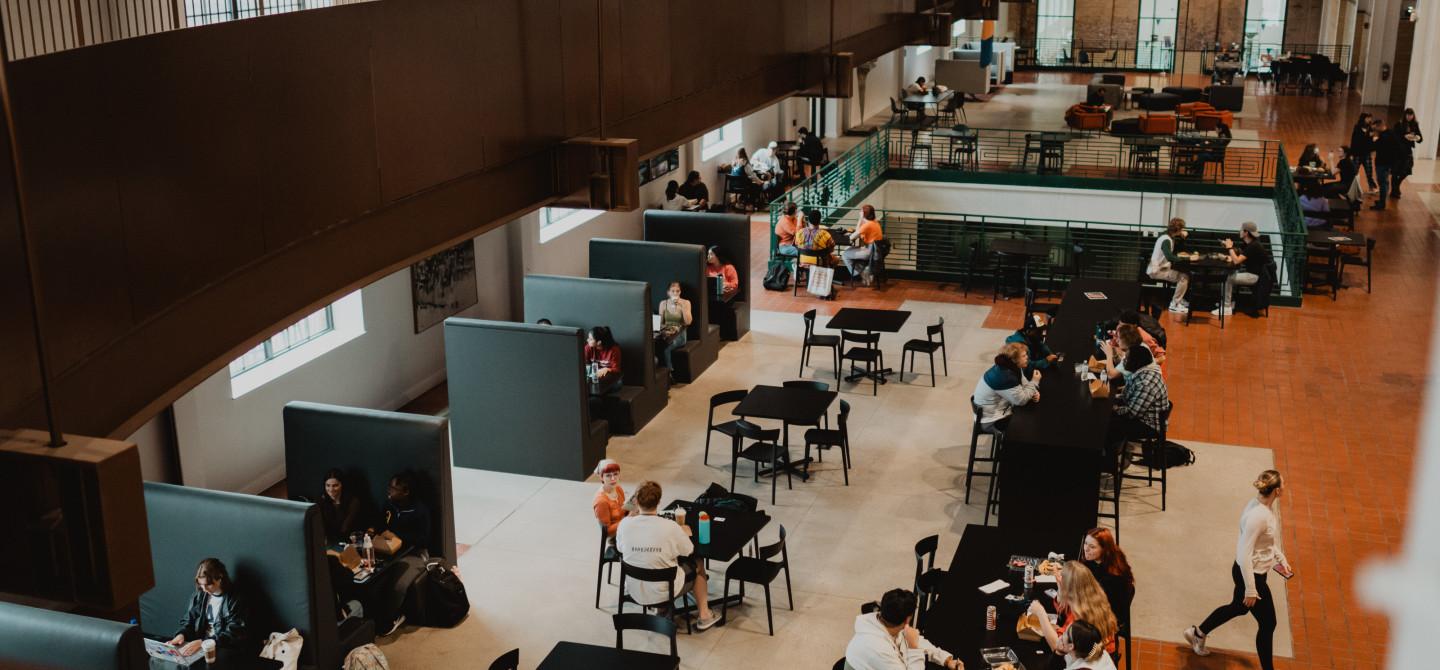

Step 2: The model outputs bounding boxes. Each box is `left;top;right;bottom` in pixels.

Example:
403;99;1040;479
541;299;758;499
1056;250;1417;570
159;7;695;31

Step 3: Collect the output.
1242;42;1352;71
770;127;889;224
971;36;1176;71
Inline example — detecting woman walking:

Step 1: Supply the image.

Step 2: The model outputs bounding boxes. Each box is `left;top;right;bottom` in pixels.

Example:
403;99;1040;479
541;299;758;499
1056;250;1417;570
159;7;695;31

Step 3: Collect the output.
1183;470;1292;670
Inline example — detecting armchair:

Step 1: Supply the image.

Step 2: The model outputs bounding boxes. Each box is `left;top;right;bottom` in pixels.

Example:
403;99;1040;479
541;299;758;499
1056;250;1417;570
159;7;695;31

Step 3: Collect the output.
1065;104;1109;132
1138;114;1177;135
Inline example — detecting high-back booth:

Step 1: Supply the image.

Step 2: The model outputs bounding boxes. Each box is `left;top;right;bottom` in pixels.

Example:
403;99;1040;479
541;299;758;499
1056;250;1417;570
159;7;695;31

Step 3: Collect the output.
444;318;608;480
139;482;368;670
523;275;667;434
0;601;147;670
588;238;719;382
282;401;457;565
643;210;751;341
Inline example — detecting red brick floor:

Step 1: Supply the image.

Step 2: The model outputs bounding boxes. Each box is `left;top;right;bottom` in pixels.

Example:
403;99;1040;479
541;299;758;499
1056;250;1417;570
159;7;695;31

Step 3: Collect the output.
751;72;1432;669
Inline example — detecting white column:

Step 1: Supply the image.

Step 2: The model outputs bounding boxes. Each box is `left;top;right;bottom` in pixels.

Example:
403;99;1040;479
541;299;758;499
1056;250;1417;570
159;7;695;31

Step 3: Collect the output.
1321;0;1341;46
1403;6;1440;159
1360;0;1405;106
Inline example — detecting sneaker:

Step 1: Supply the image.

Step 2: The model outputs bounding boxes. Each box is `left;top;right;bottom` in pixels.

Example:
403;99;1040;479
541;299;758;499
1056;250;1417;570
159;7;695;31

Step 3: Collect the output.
1183;626;1210;656
1167;302;1189;314
695;612;723;630
383;614;406;636
1216;304;1234;317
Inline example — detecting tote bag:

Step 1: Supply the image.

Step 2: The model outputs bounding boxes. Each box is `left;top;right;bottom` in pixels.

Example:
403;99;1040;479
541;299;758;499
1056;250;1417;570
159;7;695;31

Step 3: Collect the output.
807;265;834;297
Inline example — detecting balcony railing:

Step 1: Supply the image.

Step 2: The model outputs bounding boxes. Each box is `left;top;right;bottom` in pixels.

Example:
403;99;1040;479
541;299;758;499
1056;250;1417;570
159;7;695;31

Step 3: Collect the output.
966;37;1176;71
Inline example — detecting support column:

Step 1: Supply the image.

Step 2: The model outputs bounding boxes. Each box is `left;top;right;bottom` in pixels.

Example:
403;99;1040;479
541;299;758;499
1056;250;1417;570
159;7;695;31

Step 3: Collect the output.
1403;5;1440;159
1360;0;1404;106
1321;0;1341;47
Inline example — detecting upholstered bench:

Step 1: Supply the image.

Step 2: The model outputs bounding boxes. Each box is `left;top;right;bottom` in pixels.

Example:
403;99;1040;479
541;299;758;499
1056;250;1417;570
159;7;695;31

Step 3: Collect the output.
1161;85;1203;103
1139;91;1180;111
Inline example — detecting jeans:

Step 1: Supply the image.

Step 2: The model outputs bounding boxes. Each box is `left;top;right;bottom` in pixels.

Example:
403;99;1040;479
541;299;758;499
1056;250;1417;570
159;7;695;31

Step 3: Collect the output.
661;329;687;371
1376;163;1392;204
1199;562;1277;670
842;246;872;277
1223;271;1259;308
775;244;799;258
1148;268;1190;306
1356;151;1375;187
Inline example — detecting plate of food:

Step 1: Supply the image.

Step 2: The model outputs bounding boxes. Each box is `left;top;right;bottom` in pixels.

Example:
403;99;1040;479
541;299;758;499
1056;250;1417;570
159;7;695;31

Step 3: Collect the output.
1037;559;1063;576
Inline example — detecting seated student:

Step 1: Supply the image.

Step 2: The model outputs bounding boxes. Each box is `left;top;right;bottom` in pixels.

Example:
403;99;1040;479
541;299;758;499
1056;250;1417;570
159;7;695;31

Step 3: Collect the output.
729;148;765;198
615;481;722;630
1298;183;1331;229
903;76;930;96
1006;313;1057;375
318;468;363;545
535;318;552;325
1111;310;1165;375
166;558;253;658
1295;143;1326;171
1146;218;1190;314
1028;561;1119;656
1219;221;1270;317
1097;324;1147;382
1051;619;1119;670
751;141;780;176
584;326;624;394
379;472;433;556
774;202;801;258
706;247;740;302
657;281;693;376
1326;145;1359;197
972;342;1040;429
1081;527;1135;636
660;179;694;211
842;205;886;281
326;553;365;622
592;459;628;553
796;209;837;267
1102;341;1169;454
844;588;961;670
676;170;709;210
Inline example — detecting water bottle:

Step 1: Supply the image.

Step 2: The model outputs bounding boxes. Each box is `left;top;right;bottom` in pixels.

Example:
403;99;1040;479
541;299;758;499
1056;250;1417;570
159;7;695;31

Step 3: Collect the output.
698;511;711;544
362;532;374;569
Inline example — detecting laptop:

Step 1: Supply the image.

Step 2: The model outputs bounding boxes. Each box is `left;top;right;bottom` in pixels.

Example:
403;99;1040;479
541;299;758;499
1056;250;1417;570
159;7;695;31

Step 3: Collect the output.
144;638;204;666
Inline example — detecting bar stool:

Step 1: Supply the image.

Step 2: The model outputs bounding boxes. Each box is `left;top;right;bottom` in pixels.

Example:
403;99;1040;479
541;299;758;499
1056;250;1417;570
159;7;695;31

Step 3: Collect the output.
968;397;1003;522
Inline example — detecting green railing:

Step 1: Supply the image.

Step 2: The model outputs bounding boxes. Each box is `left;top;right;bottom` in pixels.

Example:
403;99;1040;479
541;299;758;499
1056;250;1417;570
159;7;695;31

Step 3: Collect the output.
1271;150;1308;299
767;127;888;241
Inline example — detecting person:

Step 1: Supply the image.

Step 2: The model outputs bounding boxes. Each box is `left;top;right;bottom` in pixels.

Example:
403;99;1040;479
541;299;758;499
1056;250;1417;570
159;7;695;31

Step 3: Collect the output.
591;458;627;542
797;127;825;175
751;140;779;175
1028;561;1118;655
1294;143;1325;171
536;318;552;325
706;247;739;302
904;76;930;96
842;204;885;280
1184;470;1292;670
1102;340;1168;454
1146;218;1190;313
1390;107;1422;200
615;481;722;630
796;208;837;267
1081;527;1135;633
380;472;432;554
1325;145;1358;197
774;201;801;258
844;588;962;669
1298;182;1331;229
1219;221;1269;317
1111;310;1165;375
660;179;694;211
1055;620;1119;670
729;148;764;196
1006;312;1056;375
326;553;365;622
584;326;624;393
318;468;362;545
972;342;1040;428
167;558;252;658
657;281;693;375
1350;113;1378;190
677;170;709;210
1372;119;1403;210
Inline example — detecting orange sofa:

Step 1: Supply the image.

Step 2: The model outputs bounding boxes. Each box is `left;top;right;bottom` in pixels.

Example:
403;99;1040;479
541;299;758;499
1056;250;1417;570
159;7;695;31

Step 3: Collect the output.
1194;109;1235;130
1138;114;1177;135
1065;104;1109;131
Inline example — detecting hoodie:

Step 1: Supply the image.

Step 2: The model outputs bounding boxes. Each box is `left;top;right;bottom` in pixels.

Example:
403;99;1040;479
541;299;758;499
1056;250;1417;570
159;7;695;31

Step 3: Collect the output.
843;613;954;670
973;361;1038;424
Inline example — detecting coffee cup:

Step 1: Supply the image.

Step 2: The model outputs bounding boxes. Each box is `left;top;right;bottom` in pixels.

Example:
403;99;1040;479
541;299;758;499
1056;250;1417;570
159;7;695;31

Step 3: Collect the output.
202;639;216;664
674;507;687;527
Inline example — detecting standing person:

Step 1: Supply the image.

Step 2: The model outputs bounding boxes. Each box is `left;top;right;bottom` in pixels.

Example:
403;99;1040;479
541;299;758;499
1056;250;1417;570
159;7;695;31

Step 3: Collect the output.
318;468;362;545
706;247;740;302
166;558;252;659
842;204;885;281
972;342;1040;428
1146;218;1190;314
1349;113;1377;190
591;459;627;542
616;481;722;630
657;281;693;377
1372;119;1402;210
1391;108;1423;200
1081;527;1135;632
584;326;624;394
774;201;801;258
1219;221;1269;317
677;170;709;210
844;588;962;669
1184;470;1292;670
797;127;826;176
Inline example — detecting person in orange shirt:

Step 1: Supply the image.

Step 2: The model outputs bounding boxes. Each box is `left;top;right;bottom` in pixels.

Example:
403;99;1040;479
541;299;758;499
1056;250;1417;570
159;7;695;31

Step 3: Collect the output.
592;459;628;541
706;247;740;302
843;204;885;279
775;201;800;258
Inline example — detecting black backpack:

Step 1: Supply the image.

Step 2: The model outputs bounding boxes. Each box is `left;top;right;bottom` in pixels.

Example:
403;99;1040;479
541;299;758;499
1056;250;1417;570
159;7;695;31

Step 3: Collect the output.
693;482;758;512
1134;440;1196;470
762;259;791;291
403;559;470;628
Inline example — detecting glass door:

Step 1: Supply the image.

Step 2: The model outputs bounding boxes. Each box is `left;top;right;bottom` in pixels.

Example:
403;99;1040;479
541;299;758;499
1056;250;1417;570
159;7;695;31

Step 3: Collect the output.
1136;0;1179;70
1035;0;1076;67
1242;0;1288;70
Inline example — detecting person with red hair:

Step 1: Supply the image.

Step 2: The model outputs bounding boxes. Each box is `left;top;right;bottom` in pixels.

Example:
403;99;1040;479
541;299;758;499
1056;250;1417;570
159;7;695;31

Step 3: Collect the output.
1081;527;1135;637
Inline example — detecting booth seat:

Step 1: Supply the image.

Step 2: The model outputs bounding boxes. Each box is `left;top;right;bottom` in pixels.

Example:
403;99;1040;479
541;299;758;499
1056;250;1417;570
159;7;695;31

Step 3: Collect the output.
670;323;722;382
0;602;147;670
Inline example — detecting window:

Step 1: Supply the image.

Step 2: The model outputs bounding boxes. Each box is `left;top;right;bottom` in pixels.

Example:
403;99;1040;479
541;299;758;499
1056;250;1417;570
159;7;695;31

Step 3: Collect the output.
228;291;365;397
700;120;743;161
952;20;967;37
1242;0;1287;70
539;207;604;243
1136;0;1179;70
1035;0;1075;67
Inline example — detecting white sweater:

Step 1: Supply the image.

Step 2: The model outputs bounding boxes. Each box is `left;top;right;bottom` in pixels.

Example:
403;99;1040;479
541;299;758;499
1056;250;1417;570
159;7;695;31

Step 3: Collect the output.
843;613;953;670
1236;497;1287;597
972;368;1039;424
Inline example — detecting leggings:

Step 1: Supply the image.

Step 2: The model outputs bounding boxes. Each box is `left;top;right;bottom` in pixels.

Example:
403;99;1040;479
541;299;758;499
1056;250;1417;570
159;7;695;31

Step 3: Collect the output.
1199;562;1276;670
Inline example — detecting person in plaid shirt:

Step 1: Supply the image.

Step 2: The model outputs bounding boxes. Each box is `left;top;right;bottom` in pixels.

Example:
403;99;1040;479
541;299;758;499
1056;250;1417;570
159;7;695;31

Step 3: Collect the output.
1104;337;1169;454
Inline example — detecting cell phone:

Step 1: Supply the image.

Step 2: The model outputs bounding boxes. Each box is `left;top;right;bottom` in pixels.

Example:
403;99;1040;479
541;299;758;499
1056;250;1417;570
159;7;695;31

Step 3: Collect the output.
1273;564;1294;580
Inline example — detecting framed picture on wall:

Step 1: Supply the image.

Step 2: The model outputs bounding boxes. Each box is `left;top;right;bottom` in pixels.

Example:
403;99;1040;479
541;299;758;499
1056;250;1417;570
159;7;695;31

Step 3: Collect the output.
411;241;479;333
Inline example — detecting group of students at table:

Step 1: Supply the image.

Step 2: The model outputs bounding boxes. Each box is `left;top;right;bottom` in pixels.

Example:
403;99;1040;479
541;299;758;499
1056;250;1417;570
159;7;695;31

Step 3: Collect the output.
660;129;828;211
1145;216;1272;318
773;202;887;281
843;528;1134;670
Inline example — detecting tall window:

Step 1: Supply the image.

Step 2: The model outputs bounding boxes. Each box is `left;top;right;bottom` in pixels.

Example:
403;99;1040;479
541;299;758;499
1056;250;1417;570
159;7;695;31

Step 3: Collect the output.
1242;0;1287;70
185;0;350;27
227;290;365;397
1035;0;1075;67
700;120;743;161
539;207;603;243
230;306;334;377
1136;0;1179;70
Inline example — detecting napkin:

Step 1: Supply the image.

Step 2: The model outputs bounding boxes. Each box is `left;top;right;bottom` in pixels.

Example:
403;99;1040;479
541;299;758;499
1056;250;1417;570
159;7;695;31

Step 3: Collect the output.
979;579;1010;594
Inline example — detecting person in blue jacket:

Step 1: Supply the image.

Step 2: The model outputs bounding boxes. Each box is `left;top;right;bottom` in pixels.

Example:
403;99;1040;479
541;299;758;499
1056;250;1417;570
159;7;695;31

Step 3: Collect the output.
1005;312;1058;375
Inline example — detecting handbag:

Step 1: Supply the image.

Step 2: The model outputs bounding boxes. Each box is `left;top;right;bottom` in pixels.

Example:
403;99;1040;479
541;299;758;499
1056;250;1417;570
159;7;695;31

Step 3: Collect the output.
807;265;835;297
259;628;304;670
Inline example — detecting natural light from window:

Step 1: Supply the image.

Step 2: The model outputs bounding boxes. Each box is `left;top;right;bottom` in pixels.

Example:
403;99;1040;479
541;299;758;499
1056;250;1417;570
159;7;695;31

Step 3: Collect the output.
228;290;365;398
539;207;605;243
700;120;743;161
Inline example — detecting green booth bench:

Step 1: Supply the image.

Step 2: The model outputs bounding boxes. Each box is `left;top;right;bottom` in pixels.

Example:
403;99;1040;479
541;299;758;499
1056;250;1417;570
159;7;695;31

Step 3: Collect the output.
0;601;147;670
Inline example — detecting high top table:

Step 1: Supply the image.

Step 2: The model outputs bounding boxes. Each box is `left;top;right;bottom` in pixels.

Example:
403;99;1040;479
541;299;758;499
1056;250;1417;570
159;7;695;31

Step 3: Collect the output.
999;279;1139;544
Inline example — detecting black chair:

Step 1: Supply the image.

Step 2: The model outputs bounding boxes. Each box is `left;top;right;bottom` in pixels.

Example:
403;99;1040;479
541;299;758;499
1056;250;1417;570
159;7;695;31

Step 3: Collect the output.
939;95;967;125
783;380;831;392
487;648;519;670
614;613;679;659
1304;244;1340;300
596;521;623;608
617;563;692;634
801;309;841;381
705;390;749;466
913;535;947;629
966;397;1003;507
725;173;755;212
731;420;791;505
804;400;852;485
840;331;884;396
901;318;947;387
1117;402;1176;516
1024;287;1060;321
1340;238;1375;293
722;525;794;635
889;97;913;125
1115;586;1136;670
832;659;847;670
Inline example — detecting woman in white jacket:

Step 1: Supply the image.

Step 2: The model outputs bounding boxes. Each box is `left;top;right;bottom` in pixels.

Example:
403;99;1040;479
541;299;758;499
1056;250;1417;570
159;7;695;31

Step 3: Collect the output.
972;342;1040;428
1183;470;1291;670
845;589;962;670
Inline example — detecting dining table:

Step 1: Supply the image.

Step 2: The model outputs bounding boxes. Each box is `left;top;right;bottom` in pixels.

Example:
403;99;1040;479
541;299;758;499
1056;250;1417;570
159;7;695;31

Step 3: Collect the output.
825;308;912;384
536;641;679;670
732;384;837;481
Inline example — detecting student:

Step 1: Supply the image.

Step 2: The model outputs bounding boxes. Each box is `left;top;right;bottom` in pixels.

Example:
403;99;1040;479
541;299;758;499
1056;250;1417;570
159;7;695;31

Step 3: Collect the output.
615;481;722;630
584;326;624;393
751;140;780;175
1111;310;1165;374
591;459;627;542
660;179;693;211
677;170;709;210
1081;527;1135;634
1006;312;1057;375
797;127;825;175
380;472;432;555
1390;108;1422;200
1350;113;1378;190
1184;470;1292;670
1325;145;1358;197
972;342;1040;428
1056;620;1119;670
1372;119;1403;209
167;558;252;657
903;76;930;96
843;205;886;280
1294;143;1325;171
706;247;740;302
844;588;962;670
729;148;765;198
1146;218;1190;313
536;318;552;325
1219;221;1269;317
797;208;837;267
1298;183;1331;229
774;202;801;258
657;281;693;375
318;468;362;545
1103;341;1168;452
1028;561;1119;656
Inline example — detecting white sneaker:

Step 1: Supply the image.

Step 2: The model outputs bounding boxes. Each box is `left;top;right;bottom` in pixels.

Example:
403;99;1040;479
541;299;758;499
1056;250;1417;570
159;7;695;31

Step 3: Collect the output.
1217;303;1234;317
1183;626;1210;656
695;612;723;630
383;614;406;636
1168;302;1189;314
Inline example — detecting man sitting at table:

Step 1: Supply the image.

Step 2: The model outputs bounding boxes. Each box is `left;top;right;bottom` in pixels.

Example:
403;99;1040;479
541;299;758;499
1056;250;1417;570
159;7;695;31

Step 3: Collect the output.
842;205;886;282
616;481;722;630
1006;312;1057;375
379;472;432;555
752;141;780;176
844;588;962;669
904;76;930;96
677;170;709;211
1219;221;1271;317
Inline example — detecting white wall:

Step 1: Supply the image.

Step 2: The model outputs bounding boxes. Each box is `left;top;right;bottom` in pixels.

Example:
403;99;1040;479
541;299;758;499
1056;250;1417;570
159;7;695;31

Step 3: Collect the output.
850;49;902;130
126;412;176;483
1404;7;1440;160
1361;0;1406;105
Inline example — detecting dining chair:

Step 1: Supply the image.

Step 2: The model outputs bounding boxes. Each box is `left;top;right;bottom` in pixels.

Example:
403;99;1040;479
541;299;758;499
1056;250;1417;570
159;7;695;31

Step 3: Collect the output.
731;421;790;505
1117;402;1175;514
913;535;947;629
618;563;692;634
596;521;623;608
840;331;884;396
614;613;679;658
487;648;519;670
800;310;841;381
804;400;852;485
721;525;793;635
705;390;749;465
1339;238;1375;293
902;318;947;387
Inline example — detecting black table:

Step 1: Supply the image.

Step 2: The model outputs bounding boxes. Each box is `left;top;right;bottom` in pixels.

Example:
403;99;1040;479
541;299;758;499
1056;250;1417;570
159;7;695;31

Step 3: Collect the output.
933;127;980;170
922;524;1069;670
537;641;679;670
1174;255;1238;328
733;384;837;481
990;238;1052;297
826;308;912;383
1000;279;1139;544
663;501;771;562
1307;230;1365;247
1025;132;1074;174
902;89;955;109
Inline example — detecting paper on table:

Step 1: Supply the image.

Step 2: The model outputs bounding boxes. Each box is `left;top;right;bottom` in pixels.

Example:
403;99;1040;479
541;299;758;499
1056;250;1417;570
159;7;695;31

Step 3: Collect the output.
1035;574;1057;584
979;579;1010;594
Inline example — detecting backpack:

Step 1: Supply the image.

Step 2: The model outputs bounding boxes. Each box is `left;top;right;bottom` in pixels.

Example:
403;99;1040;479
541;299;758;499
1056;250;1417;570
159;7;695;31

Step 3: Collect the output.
693;482;758;512
1134;440;1195;469
343;644;389;670
404;559;470;628
762;259;791;291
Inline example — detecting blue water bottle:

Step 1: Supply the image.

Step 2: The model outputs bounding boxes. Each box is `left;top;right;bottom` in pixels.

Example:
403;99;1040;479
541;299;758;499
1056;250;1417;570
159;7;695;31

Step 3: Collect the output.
698;511;711;544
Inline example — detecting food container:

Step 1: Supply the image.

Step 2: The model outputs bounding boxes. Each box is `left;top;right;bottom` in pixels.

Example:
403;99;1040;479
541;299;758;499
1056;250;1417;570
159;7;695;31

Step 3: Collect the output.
980;646;1024;670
